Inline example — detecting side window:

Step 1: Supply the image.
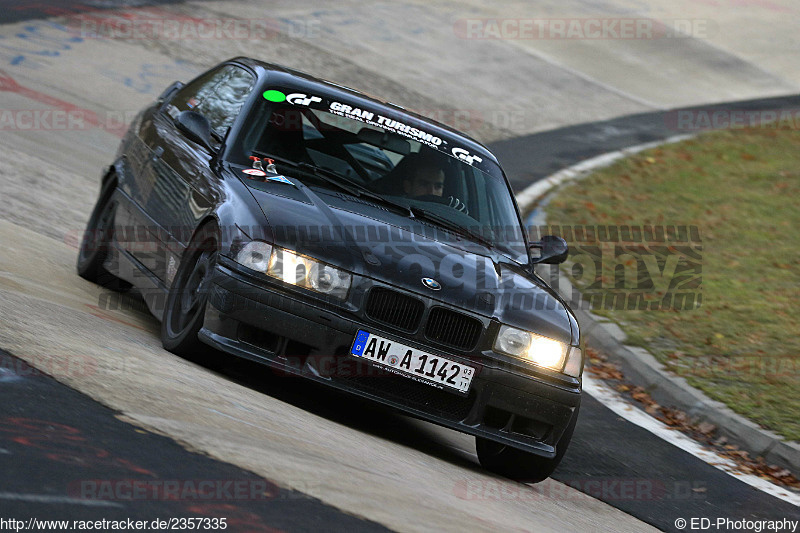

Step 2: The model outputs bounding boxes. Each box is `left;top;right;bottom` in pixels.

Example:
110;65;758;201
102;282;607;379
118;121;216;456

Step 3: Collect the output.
169;65;255;136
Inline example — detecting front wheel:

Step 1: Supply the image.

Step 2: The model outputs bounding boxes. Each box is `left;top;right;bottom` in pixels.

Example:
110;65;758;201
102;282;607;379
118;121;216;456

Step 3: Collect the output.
476;407;579;483
160;223;219;357
76;178;130;291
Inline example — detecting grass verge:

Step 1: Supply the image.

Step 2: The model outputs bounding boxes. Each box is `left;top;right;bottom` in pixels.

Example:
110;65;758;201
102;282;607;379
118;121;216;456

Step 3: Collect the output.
544;127;800;441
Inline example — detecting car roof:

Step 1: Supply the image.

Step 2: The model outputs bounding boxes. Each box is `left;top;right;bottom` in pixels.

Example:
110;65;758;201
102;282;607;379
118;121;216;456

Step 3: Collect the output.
226;56;500;167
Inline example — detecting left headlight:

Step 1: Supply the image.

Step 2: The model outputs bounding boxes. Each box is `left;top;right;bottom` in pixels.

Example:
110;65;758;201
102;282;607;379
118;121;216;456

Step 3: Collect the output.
267;247;352;300
493;325;568;371
234;242;352;300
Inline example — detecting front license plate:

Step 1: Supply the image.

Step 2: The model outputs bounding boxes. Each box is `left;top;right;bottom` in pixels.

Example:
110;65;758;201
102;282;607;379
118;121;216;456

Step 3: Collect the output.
350;330;475;394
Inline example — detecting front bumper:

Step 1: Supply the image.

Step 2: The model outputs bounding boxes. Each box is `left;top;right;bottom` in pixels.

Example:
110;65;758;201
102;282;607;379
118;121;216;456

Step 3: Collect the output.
200;257;581;457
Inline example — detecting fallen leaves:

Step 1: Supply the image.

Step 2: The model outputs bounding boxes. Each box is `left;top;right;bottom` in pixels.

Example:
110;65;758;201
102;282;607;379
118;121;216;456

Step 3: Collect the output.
587;347;800;490
586;347;624;380
696;422;717;436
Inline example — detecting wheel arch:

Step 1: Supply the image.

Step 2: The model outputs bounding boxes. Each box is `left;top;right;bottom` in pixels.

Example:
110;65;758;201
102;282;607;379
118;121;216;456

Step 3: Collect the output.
180;215;222;261
101;165;118;187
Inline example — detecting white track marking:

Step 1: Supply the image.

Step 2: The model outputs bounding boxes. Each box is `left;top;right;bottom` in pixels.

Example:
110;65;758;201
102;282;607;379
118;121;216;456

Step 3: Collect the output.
0;492;122;507
584;375;800;506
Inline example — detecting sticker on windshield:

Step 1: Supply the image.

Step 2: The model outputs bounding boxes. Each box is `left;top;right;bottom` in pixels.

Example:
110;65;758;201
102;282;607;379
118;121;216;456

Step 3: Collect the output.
264;87;496;174
267;175;294;185
451;147;483;166
242;168;267;177
263;90;286;102
328;100;443;148
330;101;375;121
286;93;322;106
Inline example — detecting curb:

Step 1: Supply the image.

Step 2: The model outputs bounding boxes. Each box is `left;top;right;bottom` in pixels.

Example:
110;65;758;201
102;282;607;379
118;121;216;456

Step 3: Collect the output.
516;139;800;474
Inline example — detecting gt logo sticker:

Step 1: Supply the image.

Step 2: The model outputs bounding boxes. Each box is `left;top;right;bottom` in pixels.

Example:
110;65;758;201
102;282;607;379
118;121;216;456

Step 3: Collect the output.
286;93;322;106
452;147;483;166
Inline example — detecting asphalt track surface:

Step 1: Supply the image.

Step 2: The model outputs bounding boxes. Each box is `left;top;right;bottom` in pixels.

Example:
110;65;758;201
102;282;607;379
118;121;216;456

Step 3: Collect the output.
1;1;800;532
0;350;390;532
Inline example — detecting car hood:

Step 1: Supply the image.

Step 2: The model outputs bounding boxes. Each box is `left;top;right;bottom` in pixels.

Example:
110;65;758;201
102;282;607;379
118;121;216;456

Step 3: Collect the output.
240;178;574;344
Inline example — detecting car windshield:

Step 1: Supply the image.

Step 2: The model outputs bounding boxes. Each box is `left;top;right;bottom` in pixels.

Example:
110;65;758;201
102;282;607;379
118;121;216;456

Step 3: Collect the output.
230;91;528;262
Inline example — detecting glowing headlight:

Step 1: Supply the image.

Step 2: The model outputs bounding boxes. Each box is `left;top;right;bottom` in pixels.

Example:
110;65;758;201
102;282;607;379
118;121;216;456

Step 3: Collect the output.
493;325;567;371
266;247;351;300
235;241;273;273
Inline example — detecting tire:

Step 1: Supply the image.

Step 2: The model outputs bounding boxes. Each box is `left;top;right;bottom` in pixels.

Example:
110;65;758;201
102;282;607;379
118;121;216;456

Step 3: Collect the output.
160;222;219;358
76;178;130;291
476;407;580;483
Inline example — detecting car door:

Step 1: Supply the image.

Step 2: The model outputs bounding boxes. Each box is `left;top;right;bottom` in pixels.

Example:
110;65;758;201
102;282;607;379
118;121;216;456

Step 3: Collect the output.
131;64;255;284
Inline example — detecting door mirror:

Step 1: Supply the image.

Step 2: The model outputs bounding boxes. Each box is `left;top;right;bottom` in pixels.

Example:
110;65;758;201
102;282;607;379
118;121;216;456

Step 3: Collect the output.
175;110;215;152
157;80;184;104
530;235;568;264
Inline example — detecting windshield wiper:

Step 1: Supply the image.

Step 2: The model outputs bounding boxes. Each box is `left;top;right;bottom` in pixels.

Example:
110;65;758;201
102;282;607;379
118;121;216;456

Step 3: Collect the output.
253;152;412;214
295;163;414;211
409;206;493;248
296;162;365;194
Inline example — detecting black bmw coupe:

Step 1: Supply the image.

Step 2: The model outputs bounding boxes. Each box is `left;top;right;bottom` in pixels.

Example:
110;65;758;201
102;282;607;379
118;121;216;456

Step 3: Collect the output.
77;57;583;482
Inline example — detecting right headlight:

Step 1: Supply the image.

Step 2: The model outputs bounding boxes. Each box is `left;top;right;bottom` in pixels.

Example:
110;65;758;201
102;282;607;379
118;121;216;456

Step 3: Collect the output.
493;325;567;370
493;325;582;377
